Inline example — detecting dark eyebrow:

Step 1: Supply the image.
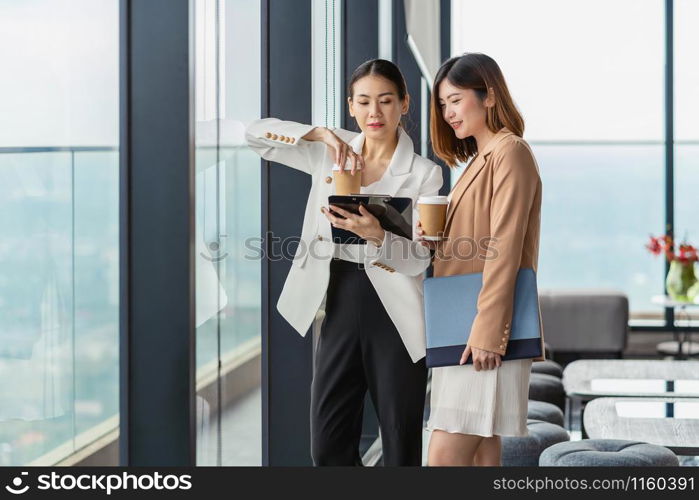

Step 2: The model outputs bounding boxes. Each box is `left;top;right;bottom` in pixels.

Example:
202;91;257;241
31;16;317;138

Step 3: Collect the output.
356;92;395;98
438;92;462;102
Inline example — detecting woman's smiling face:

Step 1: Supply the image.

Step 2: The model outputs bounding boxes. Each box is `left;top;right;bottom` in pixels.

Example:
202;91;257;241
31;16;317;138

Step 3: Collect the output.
348;75;408;140
437;79;489;140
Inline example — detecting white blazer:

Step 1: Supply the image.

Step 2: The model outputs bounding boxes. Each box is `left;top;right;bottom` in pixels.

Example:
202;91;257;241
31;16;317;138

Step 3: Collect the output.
246;118;443;362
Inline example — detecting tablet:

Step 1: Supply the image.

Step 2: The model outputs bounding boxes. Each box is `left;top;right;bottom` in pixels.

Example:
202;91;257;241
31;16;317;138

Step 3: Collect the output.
328;194;413;244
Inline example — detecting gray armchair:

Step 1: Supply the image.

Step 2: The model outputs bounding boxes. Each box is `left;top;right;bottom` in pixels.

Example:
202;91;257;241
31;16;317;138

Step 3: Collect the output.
538;290;629;364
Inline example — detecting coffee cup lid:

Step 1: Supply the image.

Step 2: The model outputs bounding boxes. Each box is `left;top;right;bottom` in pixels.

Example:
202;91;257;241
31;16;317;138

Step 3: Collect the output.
333;163;362;171
418;195;448;204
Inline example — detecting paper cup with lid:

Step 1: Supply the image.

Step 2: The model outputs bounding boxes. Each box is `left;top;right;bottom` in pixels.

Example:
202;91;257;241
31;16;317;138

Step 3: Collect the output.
332;163;362;195
418;195;448;240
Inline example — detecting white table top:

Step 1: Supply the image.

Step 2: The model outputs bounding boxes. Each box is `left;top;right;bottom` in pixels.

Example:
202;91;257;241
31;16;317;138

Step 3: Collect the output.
584;397;699;455
563;359;699;399
652;294;699;307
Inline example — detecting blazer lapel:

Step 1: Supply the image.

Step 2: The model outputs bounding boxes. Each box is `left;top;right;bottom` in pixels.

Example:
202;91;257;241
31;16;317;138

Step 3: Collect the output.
444;128;514;233
444;154;487;232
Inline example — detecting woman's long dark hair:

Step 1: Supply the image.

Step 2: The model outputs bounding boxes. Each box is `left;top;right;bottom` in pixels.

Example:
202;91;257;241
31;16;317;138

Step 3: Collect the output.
430;53;524;167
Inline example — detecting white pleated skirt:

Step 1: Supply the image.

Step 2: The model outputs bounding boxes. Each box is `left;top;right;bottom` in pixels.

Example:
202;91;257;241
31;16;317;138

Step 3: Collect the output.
426;358;532;437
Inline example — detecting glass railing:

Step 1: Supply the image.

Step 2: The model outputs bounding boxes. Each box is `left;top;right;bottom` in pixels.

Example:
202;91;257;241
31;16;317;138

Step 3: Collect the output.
0;144;261;466
534;143;666;315
0;147;119;466
449;142;696;319
194;142;262;466
194;146;261;373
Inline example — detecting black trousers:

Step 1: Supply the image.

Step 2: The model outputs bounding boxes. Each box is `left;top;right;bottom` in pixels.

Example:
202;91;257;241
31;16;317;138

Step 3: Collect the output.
310;259;427;466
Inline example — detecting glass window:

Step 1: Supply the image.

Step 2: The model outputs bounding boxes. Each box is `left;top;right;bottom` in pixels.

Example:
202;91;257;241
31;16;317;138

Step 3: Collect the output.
451;0;665;318
675;0;699;324
312;0;342;129
0;0;119;465
194;0;262;466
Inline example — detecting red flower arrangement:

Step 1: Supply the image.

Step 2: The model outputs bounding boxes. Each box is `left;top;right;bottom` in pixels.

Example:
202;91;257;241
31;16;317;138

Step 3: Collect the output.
645;234;698;264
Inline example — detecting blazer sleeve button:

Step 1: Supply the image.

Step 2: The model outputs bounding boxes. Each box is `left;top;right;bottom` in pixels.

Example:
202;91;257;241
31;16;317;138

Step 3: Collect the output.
271;134;278;140
325;176;332;183
265;132;272;138
290;138;296;144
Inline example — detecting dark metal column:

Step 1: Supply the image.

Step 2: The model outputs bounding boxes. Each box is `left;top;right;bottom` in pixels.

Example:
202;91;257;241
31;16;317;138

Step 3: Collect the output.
392;0;423;148
341;0;379;130
664;0;675;329
261;0;315;466
436;0;452;194
119;0;196;465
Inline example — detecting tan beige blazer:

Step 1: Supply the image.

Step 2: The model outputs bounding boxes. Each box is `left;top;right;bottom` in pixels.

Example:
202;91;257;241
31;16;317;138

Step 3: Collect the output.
433;128;545;361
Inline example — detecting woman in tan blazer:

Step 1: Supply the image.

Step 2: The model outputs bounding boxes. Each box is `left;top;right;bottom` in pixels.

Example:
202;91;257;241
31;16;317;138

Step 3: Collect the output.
419;53;544;466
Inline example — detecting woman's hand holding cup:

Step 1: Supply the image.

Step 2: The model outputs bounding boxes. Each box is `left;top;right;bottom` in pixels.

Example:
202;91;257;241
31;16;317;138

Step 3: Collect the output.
323;128;364;175
302;127;365;175
416;195;449;248
416;221;440;250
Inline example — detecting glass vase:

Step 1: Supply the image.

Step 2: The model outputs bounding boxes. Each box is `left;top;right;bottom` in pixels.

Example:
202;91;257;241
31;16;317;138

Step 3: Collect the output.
665;260;698;303
687;264;699;303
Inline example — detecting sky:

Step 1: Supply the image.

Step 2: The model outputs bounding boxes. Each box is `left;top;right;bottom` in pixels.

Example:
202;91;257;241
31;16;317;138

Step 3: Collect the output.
0;0;119;147
0;0;696;147
0;0;262;148
452;0;698;142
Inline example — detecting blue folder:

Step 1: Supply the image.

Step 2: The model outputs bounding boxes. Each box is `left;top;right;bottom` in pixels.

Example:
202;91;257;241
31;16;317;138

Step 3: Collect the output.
423;268;542;368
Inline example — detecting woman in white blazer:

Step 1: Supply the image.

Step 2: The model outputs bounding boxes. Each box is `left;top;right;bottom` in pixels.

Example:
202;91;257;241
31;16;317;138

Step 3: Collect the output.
246;59;442;465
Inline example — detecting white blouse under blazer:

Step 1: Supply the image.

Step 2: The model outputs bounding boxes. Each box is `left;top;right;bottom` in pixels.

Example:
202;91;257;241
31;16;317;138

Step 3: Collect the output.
246;118;443;362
